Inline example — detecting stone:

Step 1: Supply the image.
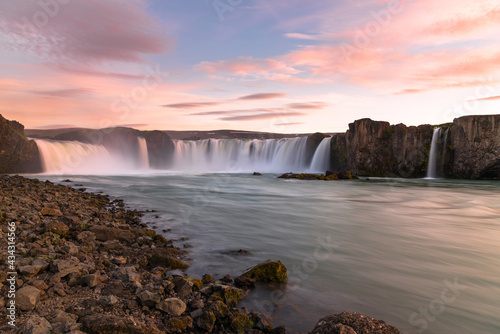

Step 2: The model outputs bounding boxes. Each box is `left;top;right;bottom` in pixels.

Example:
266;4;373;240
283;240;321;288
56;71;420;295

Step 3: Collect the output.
41;207;62;217
138;290;161;307
51;259;82;277
196;311;216;332
44;221;69;236
90;226;135;243
173;277;193;298
230;313;253;334
309;312;402;334
17;285;41;310
240;259;288;283
17;314;52;334
19;264;45;277
156;297;186;316
81;274;100;288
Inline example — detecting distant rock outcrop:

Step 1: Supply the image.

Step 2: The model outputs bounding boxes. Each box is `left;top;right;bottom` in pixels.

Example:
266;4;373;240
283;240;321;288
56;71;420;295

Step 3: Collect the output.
329;119;433;178
309;312;402;334
448;115;500;179
0;114;41;174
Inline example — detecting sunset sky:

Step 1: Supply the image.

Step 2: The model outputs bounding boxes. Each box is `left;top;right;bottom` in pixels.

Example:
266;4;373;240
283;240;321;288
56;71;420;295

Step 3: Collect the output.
0;0;499;133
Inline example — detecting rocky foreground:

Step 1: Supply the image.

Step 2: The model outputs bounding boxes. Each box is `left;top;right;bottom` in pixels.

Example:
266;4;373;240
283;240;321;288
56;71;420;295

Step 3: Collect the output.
0;175;402;334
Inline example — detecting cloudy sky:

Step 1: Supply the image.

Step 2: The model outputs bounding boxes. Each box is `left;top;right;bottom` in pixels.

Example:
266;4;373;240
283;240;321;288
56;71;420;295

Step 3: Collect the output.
0;0;499;133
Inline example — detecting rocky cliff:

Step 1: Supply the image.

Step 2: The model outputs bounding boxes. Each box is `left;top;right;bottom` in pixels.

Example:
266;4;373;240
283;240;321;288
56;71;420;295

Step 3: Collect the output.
448;114;500;179
0;114;41;174
329;119;433;177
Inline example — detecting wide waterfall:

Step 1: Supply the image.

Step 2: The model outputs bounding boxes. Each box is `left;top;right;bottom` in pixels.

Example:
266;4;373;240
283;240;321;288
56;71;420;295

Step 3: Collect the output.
426;128;449;179
172;137;310;172
33;136;334;174
309;137;331;172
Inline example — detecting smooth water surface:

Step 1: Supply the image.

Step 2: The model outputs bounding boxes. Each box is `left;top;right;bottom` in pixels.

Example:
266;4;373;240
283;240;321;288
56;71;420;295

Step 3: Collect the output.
31;173;500;333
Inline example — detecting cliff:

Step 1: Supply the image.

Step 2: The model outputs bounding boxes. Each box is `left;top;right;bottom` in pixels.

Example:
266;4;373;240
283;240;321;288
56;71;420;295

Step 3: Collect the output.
0;114;41;174
448;115;500;179
329;119;433;177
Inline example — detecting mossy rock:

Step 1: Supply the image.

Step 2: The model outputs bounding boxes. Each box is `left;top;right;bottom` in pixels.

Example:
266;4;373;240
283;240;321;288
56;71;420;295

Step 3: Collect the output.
187;278;203;290
230;313;254;334
241;260;287;283
140;228;156;238
147;250;189;269
166;316;193;333
154;234;168;244
213;285;245;308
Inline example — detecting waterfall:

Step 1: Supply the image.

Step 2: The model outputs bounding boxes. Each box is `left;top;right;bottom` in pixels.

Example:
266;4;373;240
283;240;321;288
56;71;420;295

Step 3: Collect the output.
309;137;331;172
34;139;142;174
137;137;149;169
172;137;310;172
33;136;331;174
426;128;449;179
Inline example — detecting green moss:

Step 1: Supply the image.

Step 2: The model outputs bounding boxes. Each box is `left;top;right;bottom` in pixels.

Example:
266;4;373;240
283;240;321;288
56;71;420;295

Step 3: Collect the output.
447;145;455;151
242;260;288;283
230;313;253;334
186;278;203;290
147;254;189;269
141;228;156;238
166;317;193;332
154;234;167;244
221;286;245;308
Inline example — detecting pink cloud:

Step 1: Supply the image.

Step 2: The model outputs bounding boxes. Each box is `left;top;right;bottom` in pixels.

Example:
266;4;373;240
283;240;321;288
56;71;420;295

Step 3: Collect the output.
237;93;286;100
0;0;171;65
196;56;300;78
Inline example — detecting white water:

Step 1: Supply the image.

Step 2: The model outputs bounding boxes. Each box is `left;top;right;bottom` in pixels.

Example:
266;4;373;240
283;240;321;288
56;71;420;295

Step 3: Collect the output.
309;137;331;172
427;128;441;178
137;137;149;169
34;136;334;174
34;138;145;174
172;137;311;173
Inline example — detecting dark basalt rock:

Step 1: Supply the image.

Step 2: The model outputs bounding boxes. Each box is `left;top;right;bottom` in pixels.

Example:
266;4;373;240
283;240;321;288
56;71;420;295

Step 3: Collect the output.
0;114;42;173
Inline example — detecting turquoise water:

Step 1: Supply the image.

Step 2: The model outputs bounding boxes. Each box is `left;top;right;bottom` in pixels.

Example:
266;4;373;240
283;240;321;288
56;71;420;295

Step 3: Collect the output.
31;173;500;333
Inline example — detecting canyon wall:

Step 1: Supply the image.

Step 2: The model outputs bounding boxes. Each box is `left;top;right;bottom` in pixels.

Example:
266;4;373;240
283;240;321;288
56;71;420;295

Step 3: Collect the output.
329;119;433;177
448;114;500;179
0;114;41;173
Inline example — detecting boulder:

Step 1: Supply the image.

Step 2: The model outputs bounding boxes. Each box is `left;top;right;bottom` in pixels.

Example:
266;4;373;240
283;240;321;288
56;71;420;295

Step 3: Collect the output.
240;260;288;283
41;207;63;217
196;311;216;332
309;312;402;334
44;221;69;236
17;285;41;311
156;298;186;316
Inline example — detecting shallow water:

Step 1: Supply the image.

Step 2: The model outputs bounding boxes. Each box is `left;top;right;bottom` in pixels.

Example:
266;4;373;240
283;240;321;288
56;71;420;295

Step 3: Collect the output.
30;173;500;333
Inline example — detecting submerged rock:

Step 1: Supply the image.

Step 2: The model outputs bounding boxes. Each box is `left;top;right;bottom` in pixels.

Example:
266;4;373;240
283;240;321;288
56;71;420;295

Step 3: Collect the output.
309;312;402;334
240;260;288;283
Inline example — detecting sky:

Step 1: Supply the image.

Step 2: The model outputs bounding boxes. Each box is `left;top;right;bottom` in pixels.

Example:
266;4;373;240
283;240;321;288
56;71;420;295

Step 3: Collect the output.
0;0;499;133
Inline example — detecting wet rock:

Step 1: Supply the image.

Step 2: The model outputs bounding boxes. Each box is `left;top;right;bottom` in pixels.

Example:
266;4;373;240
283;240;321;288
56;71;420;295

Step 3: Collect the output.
90;226;135;243
147;248;189;269
156;297;186;316
309;312;402;334
17;285;41;310
240;259;288;283
253;172;262;176
202;274;214;284
18;314;52;334
235;276;256;288
213;285;246;308
230;313;254;334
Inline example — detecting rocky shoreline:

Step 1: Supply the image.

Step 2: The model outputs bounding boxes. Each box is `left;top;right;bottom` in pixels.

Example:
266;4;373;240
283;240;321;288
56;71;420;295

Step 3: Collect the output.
0;175;402;334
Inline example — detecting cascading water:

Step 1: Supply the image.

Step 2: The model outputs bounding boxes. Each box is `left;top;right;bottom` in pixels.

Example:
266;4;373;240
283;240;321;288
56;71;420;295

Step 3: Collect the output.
33;136;332;174
34;138;146;174
309;137;331;172
426;128;449;179
137;137;149;169
172;137;310;172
